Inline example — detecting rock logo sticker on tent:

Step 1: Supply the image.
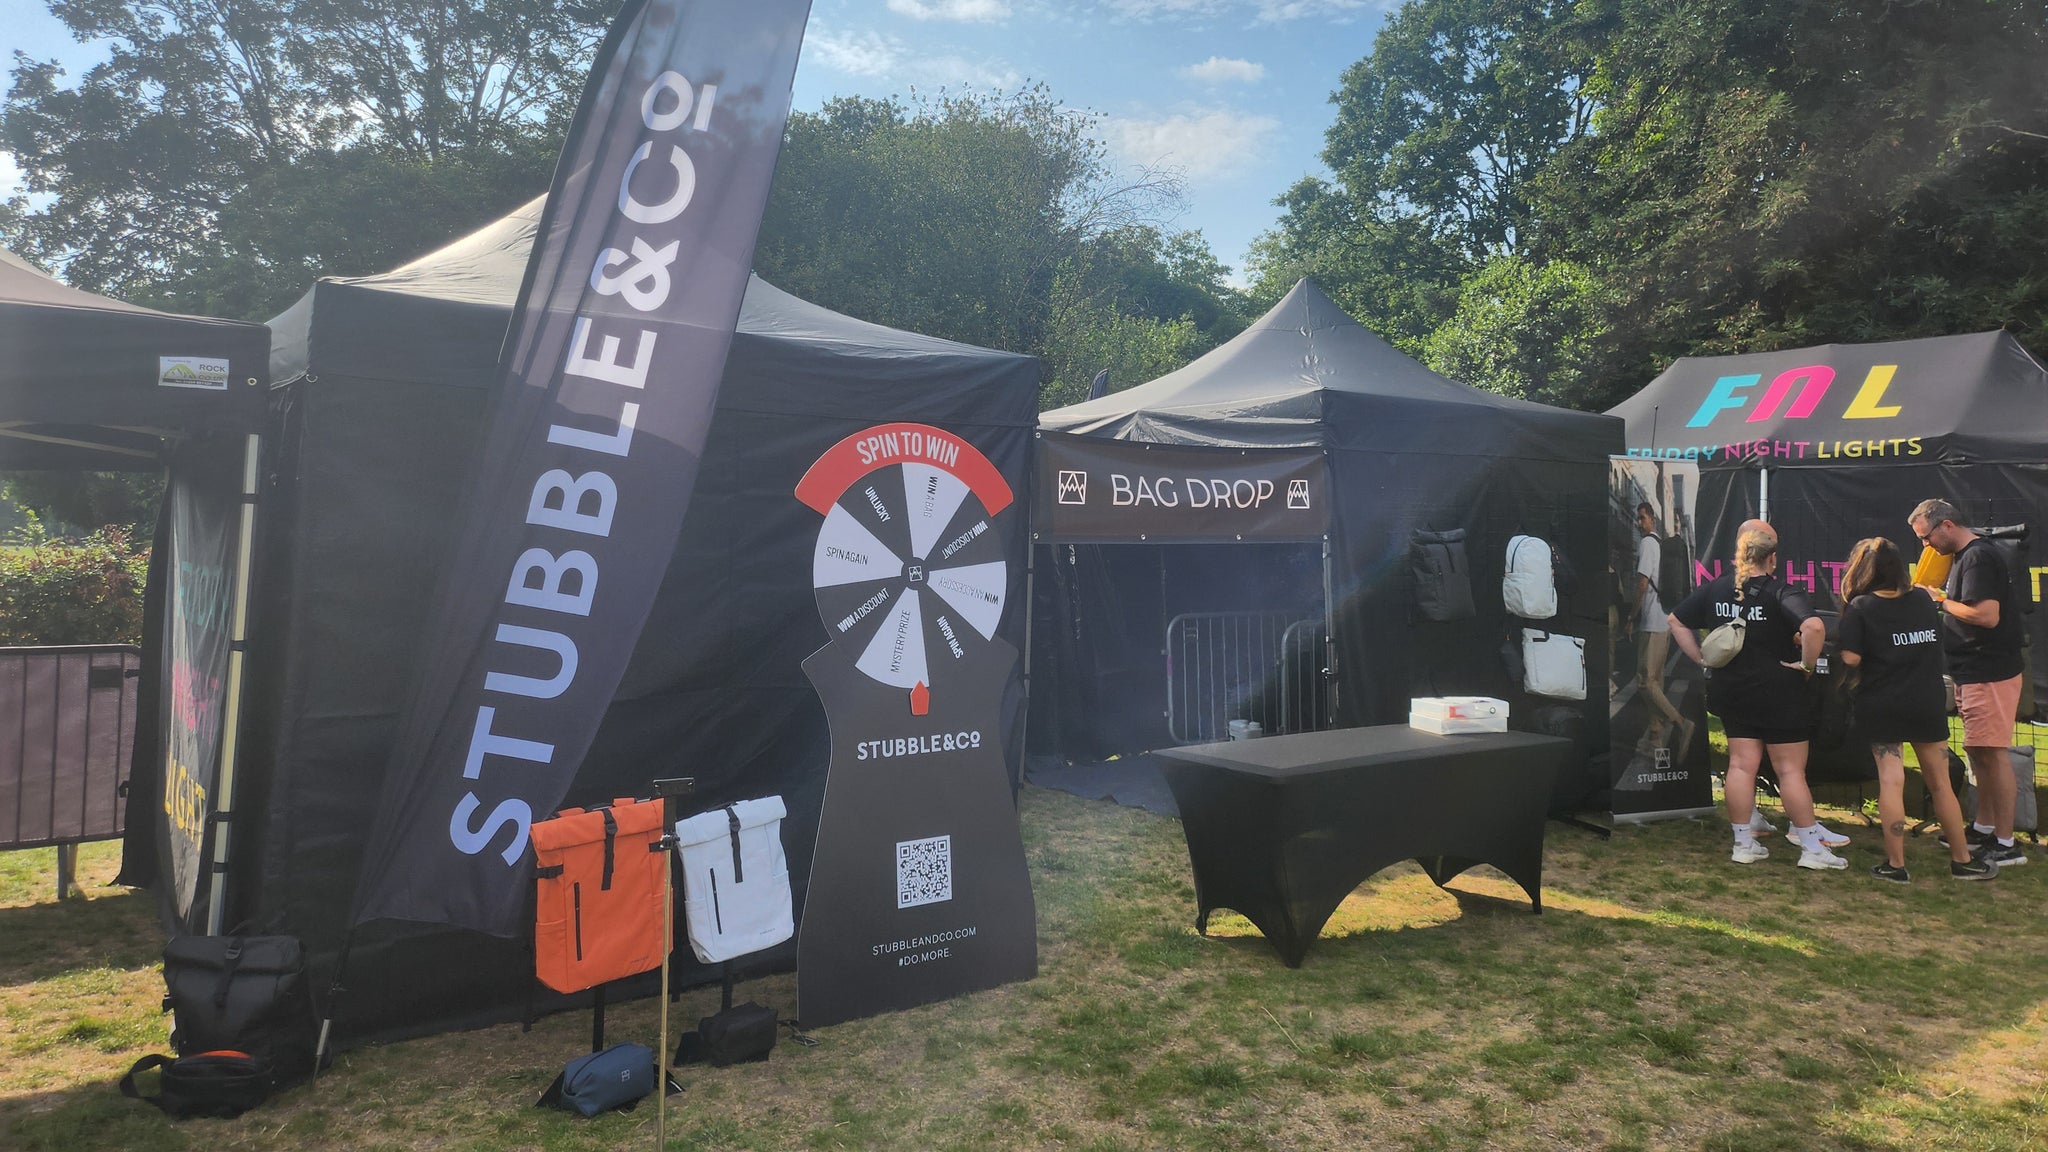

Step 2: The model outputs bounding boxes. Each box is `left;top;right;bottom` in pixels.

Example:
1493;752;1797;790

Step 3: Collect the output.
158;357;231;391
796;422;1037;1027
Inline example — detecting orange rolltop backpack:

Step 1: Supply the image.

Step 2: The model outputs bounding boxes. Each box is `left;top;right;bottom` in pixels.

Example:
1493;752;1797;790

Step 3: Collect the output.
530;797;668;994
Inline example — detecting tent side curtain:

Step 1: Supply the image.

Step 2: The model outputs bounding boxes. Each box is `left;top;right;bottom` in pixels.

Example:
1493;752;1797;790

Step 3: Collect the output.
1034;434;1331;543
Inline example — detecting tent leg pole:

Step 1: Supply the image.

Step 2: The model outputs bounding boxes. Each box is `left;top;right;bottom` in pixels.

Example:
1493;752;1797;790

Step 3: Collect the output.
314;931;354;1079
206;431;262;937
1322;535;1337;726
1020;540;1037;789
1758;467;1770;523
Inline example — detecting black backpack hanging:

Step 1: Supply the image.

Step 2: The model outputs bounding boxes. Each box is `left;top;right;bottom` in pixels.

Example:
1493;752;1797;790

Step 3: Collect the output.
1409;528;1476;622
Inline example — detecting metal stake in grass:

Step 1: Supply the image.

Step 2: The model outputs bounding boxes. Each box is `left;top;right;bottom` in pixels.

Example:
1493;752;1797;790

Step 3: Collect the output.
652;777;695;1151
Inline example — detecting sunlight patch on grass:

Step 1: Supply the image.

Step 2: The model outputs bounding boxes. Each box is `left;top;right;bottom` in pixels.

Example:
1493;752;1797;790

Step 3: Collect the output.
1195;864;1817;958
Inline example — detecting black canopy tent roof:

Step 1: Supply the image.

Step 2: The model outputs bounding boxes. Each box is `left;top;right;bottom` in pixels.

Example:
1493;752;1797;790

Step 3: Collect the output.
1031;280;1623;808
0;247;268;470
1042;279;1606;457
119;198;1040;1044
1608;331;2048;715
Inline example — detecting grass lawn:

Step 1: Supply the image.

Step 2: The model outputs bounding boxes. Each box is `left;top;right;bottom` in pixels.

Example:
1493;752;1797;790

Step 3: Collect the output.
3;782;2046;1151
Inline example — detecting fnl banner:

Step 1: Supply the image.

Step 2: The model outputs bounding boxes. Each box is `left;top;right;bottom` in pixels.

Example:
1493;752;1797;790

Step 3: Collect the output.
352;0;811;936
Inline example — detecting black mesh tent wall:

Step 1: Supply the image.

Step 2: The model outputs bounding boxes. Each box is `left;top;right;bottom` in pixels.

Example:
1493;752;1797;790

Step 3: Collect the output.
122;200;1040;1045
1608;331;2048;720
1030;280;1623;812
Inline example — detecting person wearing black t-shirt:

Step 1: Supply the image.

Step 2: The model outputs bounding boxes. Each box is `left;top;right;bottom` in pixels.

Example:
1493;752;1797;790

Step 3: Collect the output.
1836;537;1996;882
1670;524;1839;869
1909;498;2027;868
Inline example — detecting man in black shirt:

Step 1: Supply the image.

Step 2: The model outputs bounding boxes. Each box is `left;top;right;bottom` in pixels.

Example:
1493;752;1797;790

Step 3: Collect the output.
1910;498;2027;867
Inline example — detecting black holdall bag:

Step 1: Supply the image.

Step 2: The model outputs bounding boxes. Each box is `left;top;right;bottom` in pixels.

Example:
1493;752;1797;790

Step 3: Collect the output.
674;1001;778;1067
159;933;321;1091
119;1051;270;1120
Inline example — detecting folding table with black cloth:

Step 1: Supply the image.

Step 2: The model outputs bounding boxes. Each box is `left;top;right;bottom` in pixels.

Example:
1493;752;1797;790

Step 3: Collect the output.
1155;726;1569;967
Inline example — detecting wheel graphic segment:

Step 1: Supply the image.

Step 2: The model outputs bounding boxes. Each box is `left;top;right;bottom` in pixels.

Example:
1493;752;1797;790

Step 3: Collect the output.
803;427;1012;718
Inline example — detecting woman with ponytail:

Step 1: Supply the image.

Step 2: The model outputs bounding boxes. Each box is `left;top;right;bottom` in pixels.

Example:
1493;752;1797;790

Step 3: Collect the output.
1669;522;1841;869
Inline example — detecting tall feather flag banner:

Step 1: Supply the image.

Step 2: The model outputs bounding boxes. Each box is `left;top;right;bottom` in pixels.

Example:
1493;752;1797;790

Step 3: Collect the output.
351;0;811;935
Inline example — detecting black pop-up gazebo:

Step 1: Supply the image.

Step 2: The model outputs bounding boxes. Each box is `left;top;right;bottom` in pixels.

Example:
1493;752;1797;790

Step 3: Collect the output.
1608;331;2048;716
1030;280;1622;807
114;200;1041;1044
1;248;269;930
0;247;268;470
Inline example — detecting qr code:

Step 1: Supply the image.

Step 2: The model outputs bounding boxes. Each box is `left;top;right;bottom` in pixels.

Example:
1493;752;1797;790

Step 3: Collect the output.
896;834;953;909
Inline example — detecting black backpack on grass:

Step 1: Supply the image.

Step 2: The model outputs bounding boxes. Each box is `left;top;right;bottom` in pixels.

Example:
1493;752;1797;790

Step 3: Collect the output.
120;934;320;1119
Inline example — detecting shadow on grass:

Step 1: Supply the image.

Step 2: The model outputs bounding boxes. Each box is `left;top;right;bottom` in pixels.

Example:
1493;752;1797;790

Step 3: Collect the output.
0;888;160;984
0;1080;193;1152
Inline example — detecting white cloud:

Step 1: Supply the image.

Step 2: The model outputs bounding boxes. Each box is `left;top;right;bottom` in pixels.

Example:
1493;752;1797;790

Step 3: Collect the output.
888;0;1012;21
803;27;1020;91
922;55;1025;90
1181;56;1264;84
1104;0;1227;17
0;152;22;199
808;27;904;77
1101;108;1280;182
1253;0;1382;21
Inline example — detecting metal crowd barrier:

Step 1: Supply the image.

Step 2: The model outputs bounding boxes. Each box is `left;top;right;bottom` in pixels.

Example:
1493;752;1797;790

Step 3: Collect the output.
0;645;141;897
1165;612;1329;744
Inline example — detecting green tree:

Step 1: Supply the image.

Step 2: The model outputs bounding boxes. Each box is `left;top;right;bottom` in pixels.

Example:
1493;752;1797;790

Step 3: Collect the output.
1420;254;1614;408
2;0;607;319
1263;0;2048;410
756;88;1243;400
1249;0;1597;346
1;470;162;536
1038;252;1207;410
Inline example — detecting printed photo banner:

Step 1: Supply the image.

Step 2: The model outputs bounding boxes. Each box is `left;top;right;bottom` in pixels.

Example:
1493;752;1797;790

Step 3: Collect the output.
1607;458;1716;823
161;471;236;924
1035;434;1329;543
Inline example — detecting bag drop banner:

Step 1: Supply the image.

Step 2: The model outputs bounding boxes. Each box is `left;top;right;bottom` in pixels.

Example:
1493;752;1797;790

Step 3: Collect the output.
531;798;668;994
673;797;794;965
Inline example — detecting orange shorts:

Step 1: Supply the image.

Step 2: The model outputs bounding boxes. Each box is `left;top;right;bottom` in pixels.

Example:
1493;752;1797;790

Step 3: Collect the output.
1957;675;2022;748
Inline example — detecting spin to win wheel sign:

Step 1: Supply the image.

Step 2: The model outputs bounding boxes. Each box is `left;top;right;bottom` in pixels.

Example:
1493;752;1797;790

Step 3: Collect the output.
794;423;1038;1027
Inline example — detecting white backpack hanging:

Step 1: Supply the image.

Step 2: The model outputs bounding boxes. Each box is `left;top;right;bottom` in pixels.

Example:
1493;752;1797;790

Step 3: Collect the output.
1502;535;1558;619
1522;628;1586;700
674;796;794;965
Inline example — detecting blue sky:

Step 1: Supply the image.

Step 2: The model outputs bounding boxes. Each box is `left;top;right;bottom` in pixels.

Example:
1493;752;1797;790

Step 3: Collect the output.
3;0;1392;283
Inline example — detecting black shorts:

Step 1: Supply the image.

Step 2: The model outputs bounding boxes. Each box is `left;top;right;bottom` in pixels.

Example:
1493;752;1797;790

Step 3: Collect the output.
1855;717;1950;745
1720;717;1810;745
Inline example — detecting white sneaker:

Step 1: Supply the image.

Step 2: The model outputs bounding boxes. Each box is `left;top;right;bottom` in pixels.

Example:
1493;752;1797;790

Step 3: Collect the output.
1731;841;1771;864
1798;844;1849;870
1805;822;1850;848
1747;811;1778;837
